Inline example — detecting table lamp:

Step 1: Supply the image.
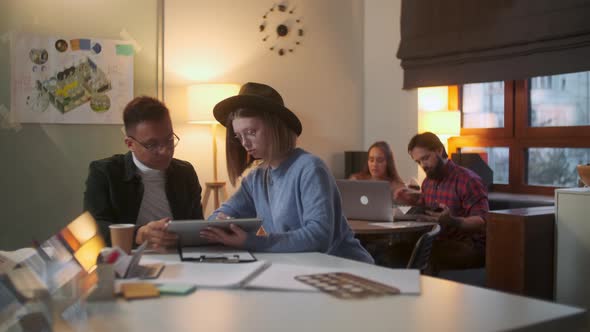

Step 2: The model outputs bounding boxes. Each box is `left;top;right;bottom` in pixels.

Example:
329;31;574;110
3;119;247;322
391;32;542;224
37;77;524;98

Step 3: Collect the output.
188;83;240;211
419;110;461;152
418;86;461;151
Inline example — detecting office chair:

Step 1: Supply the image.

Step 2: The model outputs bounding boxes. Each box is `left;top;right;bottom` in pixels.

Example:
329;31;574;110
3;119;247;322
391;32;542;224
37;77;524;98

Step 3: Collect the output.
406;224;441;273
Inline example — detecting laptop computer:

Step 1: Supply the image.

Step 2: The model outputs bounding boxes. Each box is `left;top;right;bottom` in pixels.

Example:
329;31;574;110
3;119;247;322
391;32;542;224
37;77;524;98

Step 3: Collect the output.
336;180;394;222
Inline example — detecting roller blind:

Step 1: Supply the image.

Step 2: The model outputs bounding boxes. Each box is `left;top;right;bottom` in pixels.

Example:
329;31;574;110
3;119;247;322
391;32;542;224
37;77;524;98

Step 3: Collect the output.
396;0;590;89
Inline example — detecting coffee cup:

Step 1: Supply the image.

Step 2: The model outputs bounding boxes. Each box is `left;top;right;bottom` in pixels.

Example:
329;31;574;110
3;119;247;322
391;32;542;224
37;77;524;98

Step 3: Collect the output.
109;224;135;254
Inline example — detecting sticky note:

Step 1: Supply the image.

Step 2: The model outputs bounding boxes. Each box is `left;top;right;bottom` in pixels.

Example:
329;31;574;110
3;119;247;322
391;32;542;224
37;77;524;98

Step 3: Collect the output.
70;39;80;50
79;39;91;50
121;283;160;300
157;283;196;295
116;44;134;56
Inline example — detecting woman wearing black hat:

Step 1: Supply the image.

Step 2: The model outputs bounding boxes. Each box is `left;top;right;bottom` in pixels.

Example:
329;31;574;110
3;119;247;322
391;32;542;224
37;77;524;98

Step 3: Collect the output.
199;82;374;263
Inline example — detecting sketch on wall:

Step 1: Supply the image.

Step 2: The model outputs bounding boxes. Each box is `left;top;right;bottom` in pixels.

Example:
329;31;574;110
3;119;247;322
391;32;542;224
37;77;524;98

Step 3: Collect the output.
10;32;134;124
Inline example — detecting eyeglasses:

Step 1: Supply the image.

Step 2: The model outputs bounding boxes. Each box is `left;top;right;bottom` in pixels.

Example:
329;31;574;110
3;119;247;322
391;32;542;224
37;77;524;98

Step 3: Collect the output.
129;133;180;153
233;129;257;144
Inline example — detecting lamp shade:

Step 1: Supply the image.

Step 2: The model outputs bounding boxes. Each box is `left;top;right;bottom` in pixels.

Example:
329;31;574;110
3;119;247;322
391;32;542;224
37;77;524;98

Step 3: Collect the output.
418;86;449;112
187;83;240;124
419;110;461;136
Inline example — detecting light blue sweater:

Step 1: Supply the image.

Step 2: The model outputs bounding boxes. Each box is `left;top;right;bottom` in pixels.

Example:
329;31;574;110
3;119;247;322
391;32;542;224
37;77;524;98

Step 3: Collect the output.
211;148;374;263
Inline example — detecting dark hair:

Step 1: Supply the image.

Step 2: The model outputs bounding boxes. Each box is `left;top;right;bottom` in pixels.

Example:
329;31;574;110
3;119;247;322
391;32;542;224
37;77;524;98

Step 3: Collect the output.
407;132;448;158
353;141;404;183
123;96;170;134
225;108;297;186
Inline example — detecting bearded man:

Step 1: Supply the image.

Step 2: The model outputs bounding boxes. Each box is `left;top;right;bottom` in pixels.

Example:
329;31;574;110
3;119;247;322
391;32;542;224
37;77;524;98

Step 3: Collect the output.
395;132;489;271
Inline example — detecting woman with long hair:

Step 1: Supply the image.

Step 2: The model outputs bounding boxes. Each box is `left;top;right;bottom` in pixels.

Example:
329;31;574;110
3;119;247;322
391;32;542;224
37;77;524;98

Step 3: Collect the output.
349;141;406;194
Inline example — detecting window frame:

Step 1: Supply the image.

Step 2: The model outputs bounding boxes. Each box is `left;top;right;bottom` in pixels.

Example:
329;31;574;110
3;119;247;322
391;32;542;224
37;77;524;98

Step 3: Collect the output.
459;81;515;138
450;78;590;196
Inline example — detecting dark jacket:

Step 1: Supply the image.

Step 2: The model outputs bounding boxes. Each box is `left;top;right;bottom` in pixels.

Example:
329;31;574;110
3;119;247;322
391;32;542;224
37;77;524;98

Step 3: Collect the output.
83;152;203;245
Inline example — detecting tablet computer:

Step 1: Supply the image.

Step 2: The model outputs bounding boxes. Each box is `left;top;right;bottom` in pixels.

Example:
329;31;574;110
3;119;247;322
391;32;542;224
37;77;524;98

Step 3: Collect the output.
394;206;443;221
167;218;262;247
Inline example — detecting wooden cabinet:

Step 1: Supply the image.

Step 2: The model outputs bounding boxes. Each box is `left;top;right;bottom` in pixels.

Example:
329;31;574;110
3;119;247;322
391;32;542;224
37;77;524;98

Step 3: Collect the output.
487;206;555;300
555;188;590;309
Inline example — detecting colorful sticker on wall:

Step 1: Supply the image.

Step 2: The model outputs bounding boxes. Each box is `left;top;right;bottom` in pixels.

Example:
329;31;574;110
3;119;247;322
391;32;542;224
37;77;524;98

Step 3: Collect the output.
115;44;134;56
10;32;134;124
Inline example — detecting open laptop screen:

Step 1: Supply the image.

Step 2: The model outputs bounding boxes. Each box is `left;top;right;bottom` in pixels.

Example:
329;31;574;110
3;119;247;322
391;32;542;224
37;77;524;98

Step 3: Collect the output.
336;180;394;222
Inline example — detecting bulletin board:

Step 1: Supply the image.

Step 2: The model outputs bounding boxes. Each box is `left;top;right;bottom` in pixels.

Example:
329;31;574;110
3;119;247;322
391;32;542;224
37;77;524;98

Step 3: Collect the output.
10;32;134;124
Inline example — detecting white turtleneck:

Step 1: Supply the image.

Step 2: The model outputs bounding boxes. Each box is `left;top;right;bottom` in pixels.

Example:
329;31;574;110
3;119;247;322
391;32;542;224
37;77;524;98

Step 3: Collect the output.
132;153;173;226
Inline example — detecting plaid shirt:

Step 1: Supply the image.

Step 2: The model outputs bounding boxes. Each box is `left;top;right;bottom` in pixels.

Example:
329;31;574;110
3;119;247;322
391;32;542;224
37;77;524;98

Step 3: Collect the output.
419;160;489;249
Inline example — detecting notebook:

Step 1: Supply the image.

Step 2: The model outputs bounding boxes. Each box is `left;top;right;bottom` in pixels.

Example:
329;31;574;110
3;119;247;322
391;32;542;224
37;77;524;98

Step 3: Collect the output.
336;180;394;222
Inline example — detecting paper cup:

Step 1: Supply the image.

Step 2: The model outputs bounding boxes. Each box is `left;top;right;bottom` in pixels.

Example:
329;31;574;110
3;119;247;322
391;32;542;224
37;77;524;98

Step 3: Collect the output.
109;224;135;254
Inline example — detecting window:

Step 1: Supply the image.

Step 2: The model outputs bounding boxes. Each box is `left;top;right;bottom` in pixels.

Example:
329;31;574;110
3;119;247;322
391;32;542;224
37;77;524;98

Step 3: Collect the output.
460;147;509;185
527;148;590;187
529;72;590;127
462;82;505;128
449;71;590;195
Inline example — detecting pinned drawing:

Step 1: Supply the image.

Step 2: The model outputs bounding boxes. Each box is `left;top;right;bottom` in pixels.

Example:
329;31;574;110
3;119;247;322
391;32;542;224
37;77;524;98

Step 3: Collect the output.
10;32;134;124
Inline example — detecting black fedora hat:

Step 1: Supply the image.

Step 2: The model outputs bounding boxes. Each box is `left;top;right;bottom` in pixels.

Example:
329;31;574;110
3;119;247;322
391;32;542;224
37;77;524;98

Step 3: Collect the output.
213;82;302;136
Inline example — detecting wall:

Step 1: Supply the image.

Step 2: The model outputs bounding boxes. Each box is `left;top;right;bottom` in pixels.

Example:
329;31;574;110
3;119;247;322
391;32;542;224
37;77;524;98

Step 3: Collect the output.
363;0;418;183
0;0;160;249
0;0;418;248
164;0;366;215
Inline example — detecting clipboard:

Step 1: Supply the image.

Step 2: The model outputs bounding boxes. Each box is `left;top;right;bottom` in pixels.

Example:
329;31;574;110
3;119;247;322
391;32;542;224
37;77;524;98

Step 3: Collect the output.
176;238;257;263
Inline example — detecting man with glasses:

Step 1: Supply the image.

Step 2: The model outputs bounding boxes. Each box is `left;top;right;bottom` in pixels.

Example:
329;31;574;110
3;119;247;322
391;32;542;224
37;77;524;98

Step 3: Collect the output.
84;96;204;249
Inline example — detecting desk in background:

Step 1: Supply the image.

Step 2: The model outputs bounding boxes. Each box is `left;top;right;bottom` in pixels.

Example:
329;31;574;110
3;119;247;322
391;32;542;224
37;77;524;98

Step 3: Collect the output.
347;220;435;235
347;218;436;268
487;206;555;300
84;252;586;332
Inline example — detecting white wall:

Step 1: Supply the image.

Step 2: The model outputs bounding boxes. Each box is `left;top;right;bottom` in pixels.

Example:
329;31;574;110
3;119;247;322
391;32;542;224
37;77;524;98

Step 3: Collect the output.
363;0;418;183
164;0;366;215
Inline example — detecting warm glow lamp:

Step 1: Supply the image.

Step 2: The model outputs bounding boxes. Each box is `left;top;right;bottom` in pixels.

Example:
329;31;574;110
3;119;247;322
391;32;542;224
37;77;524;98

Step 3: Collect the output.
188;83;240;211
419;110;461;153
418;86;449;112
418;86;461;152
419;110;461;136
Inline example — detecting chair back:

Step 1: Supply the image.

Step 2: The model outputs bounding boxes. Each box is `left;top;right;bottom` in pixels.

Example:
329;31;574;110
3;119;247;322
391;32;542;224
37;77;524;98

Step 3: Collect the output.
406;224;441;272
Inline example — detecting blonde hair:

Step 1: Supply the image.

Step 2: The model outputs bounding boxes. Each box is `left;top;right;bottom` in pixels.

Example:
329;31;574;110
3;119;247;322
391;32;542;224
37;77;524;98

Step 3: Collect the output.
225;108;297;186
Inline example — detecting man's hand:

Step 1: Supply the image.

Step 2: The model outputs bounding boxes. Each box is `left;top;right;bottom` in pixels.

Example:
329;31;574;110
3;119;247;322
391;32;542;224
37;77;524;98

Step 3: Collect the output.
199;224;247;248
394;187;422;205
136;217;178;249
418;204;460;229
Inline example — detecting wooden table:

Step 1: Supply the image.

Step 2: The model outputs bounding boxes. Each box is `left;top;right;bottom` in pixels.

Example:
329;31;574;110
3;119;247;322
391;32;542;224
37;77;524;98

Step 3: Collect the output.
347;220;437;267
347;220;436;235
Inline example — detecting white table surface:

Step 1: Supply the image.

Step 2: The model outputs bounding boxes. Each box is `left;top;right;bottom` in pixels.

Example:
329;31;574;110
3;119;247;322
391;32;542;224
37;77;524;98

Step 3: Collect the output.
81;252;586;332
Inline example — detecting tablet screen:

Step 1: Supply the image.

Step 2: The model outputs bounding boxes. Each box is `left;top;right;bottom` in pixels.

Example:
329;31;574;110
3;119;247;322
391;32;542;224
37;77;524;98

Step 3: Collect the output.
167;218;262;246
